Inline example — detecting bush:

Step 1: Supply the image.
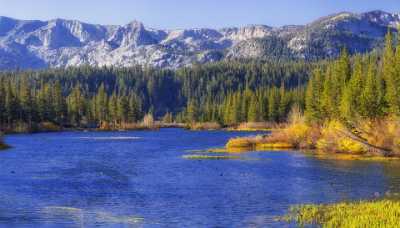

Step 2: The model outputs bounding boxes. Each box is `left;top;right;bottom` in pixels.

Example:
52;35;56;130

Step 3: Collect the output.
316;120;366;154
226;137;256;149
356;117;400;155
234;122;283;131
142;113;155;127
265;112;320;149
189;122;222;130
38;122;62;132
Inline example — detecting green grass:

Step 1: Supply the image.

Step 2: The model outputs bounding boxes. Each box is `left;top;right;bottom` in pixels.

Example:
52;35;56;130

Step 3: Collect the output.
280;199;400;228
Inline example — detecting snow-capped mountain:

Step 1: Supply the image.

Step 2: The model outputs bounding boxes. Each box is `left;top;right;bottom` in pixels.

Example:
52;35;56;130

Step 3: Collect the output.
0;10;399;70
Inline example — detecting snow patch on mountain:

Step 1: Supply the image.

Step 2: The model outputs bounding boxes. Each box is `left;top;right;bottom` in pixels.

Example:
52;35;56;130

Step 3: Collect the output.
0;10;398;69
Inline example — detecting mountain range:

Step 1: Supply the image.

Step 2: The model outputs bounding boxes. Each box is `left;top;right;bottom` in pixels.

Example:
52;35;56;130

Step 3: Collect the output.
0;10;399;70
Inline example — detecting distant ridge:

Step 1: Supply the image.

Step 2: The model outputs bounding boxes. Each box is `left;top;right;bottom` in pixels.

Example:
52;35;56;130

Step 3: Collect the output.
0;10;398;70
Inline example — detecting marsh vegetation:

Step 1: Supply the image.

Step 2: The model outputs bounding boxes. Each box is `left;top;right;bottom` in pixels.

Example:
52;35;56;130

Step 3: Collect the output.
280;199;400;227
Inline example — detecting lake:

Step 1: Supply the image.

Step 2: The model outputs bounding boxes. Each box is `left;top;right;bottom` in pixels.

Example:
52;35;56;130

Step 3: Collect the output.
1;128;400;227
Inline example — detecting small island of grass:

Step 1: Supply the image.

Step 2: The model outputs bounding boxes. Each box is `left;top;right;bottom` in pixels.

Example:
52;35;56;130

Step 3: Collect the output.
280;199;400;227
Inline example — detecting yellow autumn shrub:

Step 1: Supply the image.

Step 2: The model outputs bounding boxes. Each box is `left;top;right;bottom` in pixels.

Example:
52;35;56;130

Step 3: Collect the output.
316;120;366;154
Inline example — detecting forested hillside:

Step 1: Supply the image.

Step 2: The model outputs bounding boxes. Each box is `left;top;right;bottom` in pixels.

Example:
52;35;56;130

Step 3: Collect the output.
305;30;400;122
0;60;312;131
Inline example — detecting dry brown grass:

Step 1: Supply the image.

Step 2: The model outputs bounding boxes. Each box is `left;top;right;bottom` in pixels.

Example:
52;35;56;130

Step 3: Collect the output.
354;117;400;155
189;122;222;130
316;120;366;154
98;121;160;131
228;122;285;131
119;122;160;131
38;122;62;132
226;136;260;150
261;109;321;149
224;107;400;156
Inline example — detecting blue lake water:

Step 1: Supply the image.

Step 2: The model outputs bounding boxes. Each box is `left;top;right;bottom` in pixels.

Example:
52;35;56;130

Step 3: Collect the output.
1;128;400;227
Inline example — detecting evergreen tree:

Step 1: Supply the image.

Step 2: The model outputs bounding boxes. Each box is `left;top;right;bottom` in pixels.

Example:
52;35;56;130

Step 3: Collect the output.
247;94;259;122
117;95;130;123
383;30;399;115
320;66;336;119
186;100;199;123
360;55;384;118
53;81;67;125
305;69;323;122
95;84;109;123
268;88;279;122
339;55;363;120
19;77;34;124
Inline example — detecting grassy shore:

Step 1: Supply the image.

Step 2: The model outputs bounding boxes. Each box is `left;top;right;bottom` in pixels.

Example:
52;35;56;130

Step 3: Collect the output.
226;114;400;158
226;122;282;132
186;122;222;131
280;199;400;227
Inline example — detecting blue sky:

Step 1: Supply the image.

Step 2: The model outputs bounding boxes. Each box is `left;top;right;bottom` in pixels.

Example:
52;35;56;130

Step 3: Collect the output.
0;0;399;29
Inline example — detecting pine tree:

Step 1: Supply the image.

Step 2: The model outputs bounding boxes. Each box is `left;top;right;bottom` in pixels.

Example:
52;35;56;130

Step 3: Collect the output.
19;77;34;125
5;81;18;127
95;84;109;123
360;55;384;118
305;69;323;122
383;30;399;115
337;48;351;84
268;88;279;122
67;84;85;126
278;83;289;121
108;93;118;125
53;81;67;125
247;94;259;122
117;95;129;123
128;94;141;122
320;66;335;119
186;100;198;123
0;79;6;127
339;55;363;120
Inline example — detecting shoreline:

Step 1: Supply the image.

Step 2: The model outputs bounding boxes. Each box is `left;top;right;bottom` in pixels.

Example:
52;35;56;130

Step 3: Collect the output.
224;118;400;159
1;121;277;135
225;135;400;159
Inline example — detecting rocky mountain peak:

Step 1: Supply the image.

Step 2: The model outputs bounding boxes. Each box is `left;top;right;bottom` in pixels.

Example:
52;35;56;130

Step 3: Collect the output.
0;10;398;70
361;10;400;28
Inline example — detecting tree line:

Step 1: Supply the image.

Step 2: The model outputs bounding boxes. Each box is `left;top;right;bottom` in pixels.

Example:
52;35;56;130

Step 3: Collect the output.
178;86;304;125
0;60;312;131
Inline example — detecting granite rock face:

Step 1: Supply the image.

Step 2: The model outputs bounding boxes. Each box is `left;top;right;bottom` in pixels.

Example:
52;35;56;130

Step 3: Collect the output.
0;10;398;69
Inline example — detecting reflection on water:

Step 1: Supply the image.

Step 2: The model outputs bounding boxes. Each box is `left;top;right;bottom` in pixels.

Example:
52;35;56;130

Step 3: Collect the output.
41;207;144;226
1;128;400;227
